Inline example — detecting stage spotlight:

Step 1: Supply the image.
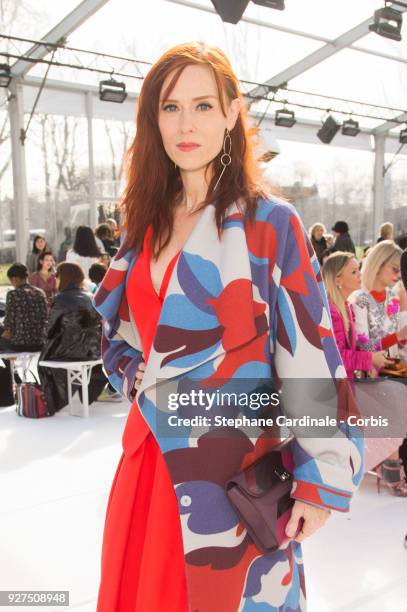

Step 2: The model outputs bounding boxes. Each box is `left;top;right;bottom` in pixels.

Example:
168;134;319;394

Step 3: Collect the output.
342;119;360;137
399;127;407;144
210;0;249;23
317;115;340;144
369;6;402;41
0;64;11;88
211;0;285;23
275;108;296;127
253;0;285;9
99;78;127;103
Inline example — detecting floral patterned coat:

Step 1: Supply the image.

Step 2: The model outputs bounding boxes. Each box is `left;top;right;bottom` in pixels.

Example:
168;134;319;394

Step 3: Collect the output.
94;197;363;611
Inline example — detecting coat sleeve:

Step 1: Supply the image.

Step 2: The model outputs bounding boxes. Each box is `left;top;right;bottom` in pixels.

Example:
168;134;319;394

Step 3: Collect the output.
271;205;363;512
93;254;144;401
100;320;144;401
329;303;373;373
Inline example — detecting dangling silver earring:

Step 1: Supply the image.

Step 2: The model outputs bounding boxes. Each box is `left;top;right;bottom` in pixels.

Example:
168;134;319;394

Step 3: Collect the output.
213;128;232;191
174;162;177;169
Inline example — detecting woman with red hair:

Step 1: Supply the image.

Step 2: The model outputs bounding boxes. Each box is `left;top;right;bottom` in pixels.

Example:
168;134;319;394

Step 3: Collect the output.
94;42;362;611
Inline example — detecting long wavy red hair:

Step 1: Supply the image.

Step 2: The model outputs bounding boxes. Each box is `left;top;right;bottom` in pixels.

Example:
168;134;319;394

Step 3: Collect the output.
121;41;268;255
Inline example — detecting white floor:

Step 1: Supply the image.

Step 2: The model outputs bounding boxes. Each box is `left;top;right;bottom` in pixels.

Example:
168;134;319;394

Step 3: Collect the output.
1;398;407;612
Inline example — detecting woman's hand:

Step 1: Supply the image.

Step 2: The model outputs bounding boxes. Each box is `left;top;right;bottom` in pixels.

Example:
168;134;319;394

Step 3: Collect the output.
285;500;331;543
372;351;395;369
134;361;146;389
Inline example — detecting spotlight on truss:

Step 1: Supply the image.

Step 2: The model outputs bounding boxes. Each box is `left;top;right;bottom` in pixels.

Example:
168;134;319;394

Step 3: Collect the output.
0;64;11;88
400;127;407;144
369;6;403;41
211;0;285;23
210;0;249;23
275;108;296;127
317;115;340;144
342;119;360;137
99;78;127;103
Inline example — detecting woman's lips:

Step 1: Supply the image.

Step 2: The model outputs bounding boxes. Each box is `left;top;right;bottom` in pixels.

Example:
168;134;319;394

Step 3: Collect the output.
176;143;201;152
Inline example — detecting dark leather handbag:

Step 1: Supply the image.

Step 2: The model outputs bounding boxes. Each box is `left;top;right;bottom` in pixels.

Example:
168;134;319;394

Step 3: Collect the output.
225;438;296;553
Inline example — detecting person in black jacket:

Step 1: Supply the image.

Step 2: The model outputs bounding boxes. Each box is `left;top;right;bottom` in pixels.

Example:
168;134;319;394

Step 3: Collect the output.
331;220;356;254
38;262;107;415
0;263;48;407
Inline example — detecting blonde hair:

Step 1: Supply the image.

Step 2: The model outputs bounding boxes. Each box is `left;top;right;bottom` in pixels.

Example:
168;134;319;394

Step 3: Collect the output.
309;222;326;240
379;222;393;240
361;240;402;291
322;252;355;331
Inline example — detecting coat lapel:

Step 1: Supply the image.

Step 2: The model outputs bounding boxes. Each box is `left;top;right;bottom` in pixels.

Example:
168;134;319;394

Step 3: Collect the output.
138;202;262;397
95;202;263;400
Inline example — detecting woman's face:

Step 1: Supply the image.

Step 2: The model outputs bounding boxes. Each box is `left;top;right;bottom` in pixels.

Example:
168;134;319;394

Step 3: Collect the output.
41;255;53;271
377;258;401;288
313;226;324;240
158;64;240;175
337;257;361;293
35;237;46;251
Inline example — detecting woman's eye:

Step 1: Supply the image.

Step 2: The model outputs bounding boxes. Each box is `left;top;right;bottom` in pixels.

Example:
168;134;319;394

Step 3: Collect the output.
197;102;213;111
163;104;178;112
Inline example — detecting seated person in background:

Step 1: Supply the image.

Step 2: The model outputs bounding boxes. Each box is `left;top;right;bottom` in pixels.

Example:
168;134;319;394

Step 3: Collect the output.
0;263;48;407
95;223;118;258
350;240;407;357
29;251;57;308
26;235;49;274
331;221;356;254
38;262;107;415
322;251;393;379
0;263;47;353
106;217;120;246
88;263;107;294
309;222;327;265
350;241;407;495
376;222;393;243
66;225;102;278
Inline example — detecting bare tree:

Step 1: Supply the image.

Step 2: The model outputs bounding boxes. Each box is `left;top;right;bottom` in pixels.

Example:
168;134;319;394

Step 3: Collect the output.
103;120;133;197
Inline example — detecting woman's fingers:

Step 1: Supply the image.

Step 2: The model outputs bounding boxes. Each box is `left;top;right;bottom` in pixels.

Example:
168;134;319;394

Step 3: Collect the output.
285;501;304;538
135;362;146;388
294;504;331;543
286;501;331;543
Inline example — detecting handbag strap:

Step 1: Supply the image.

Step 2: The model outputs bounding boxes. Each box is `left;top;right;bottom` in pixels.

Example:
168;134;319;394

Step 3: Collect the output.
14;368;40;386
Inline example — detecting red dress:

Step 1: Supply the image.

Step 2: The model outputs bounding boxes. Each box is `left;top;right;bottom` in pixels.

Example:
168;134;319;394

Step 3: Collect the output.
97;228;188;611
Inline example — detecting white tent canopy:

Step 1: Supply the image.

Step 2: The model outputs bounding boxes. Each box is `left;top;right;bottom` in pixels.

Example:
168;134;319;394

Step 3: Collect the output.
2;0;407;260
